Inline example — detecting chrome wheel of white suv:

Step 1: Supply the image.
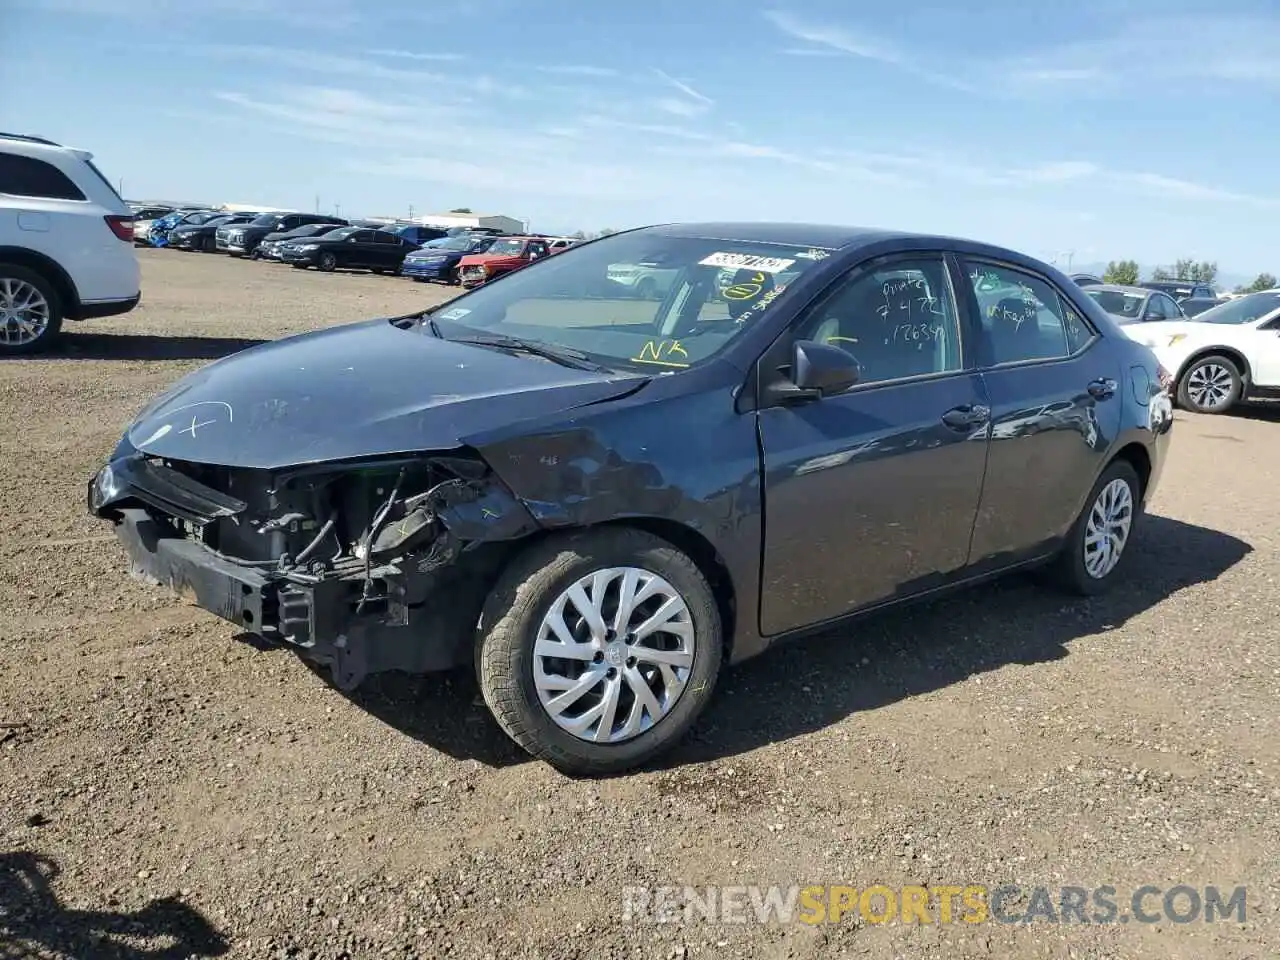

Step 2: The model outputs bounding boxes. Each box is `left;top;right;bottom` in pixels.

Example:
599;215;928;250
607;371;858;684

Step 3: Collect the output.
0;267;63;355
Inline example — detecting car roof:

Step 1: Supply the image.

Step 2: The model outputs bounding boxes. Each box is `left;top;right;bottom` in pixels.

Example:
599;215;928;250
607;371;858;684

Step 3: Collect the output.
635;222;1069;265
1087;284;1152;295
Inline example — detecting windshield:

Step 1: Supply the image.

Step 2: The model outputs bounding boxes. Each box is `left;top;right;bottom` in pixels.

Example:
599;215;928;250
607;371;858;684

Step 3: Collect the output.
1085;289;1146;318
484;238;530;257
202;215;236;227
425;236;485;252
185;212;217;224
421;231;830;370
1193;291;1280;324
249;214;283;227
318;226;357;241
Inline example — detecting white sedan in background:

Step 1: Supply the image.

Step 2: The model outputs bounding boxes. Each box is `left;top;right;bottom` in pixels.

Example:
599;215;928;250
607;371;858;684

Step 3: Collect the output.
1123;290;1280;414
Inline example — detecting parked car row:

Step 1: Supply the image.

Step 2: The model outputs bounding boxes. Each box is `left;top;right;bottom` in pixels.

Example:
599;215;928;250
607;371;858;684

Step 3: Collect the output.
1071;273;1225;317
140;206;582;286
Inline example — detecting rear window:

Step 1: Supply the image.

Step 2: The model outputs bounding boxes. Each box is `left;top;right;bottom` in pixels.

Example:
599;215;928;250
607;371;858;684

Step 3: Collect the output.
0;152;87;200
81;157;126;205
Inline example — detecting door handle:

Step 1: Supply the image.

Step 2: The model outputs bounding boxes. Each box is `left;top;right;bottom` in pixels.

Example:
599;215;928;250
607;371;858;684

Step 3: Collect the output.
1088;377;1118;400
941;404;991;430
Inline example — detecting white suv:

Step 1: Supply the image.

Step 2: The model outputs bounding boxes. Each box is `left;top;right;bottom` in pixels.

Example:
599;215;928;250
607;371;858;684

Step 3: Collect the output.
0;132;141;355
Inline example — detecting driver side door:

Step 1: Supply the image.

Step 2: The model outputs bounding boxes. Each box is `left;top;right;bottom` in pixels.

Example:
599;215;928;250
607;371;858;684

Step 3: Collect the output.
756;253;991;636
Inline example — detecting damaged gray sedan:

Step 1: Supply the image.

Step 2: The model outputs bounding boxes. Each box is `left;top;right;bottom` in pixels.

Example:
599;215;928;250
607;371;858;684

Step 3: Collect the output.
89;222;1171;774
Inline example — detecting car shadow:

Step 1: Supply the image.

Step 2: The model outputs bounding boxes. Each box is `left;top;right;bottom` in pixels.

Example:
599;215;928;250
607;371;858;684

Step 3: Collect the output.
0;850;229;959
1232;400;1280;422
274;514;1250;774
32;333;268;361
660;514;1251;769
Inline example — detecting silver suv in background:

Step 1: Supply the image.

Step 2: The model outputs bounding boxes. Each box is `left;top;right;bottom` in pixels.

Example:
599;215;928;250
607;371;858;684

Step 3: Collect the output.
0;132;141;354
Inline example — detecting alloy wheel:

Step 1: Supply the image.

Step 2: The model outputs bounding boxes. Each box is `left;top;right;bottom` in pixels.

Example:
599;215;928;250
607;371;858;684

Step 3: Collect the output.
533;567;696;744
1186;362;1234;411
0;277;52;347
1083;477;1134;579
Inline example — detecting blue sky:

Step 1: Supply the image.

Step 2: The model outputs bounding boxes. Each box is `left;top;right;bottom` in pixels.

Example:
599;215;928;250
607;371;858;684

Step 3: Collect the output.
3;0;1277;275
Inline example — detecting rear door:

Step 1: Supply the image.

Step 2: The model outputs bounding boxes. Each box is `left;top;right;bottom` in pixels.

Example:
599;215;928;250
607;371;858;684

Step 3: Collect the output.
958;257;1120;569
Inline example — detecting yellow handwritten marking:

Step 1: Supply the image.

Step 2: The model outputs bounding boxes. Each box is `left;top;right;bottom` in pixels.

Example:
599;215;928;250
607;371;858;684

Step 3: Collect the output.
636;338;690;364
825;336;859;345
723;283;763;300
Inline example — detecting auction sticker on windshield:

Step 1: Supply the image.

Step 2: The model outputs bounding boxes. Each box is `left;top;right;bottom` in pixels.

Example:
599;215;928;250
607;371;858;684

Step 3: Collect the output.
699;252;796;273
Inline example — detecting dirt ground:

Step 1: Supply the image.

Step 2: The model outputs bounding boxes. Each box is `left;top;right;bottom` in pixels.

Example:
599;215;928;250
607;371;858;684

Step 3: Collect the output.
0;249;1276;959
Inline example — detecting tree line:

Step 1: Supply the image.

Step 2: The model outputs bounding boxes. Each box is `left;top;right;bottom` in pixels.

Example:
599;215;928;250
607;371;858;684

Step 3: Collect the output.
1102;257;1276;294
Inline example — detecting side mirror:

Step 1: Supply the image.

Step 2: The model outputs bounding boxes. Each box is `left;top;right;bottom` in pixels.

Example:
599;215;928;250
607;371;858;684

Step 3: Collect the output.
766;340;860;403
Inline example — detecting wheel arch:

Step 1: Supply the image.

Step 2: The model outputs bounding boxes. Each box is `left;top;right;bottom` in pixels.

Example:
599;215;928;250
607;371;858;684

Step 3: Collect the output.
480;517;739;658
1109;442;1151;500
0;247;81;318
1177;345;1252;388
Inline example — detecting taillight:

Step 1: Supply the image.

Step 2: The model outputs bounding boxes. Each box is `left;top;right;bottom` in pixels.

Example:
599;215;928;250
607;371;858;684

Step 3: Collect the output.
104;215;134;242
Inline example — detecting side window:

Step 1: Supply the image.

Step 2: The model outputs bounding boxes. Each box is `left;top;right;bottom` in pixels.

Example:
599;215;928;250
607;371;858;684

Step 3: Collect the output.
795;257;963;386
1162;295;1183;318
963;261;1072;364
352;230;374;242
1062;302;1094;353
0;152;87;200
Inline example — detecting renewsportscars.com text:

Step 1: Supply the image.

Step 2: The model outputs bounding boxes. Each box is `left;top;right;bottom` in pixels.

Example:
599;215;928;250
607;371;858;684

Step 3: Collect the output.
621;884;1247;926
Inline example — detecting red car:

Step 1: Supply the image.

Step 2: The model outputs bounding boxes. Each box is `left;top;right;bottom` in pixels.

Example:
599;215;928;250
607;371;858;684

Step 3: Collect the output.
457;236;552;288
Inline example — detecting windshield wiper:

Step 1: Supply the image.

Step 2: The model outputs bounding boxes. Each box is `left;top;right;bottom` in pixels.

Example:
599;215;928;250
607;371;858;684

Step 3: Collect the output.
449;333;614;372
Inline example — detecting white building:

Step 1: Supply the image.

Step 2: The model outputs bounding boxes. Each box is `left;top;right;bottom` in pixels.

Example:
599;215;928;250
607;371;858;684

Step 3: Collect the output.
415;212;526;234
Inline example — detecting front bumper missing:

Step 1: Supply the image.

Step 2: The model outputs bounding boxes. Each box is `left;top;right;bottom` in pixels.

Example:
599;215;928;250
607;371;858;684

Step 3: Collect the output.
88;455;535;690
104;506;477;690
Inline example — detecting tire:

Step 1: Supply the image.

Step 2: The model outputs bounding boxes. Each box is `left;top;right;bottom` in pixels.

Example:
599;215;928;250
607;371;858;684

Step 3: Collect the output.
1176;354;1241;414
318;252;337;272
447;266;460;285
0;263;64;356
476;527;723;776
1047;459;1142;596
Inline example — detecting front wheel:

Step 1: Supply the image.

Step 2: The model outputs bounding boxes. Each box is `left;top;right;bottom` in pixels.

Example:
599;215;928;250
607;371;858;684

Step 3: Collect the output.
317;252;337;272
1048;459;1142;596
1176;355;1241;414
0;264;64;355
476;528;723;776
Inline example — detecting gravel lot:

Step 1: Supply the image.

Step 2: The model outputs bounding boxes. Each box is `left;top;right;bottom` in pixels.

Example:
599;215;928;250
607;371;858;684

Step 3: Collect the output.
1;249;1277;959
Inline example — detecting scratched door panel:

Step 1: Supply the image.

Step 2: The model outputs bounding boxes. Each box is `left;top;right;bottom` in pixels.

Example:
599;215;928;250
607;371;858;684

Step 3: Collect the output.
758;373;990;635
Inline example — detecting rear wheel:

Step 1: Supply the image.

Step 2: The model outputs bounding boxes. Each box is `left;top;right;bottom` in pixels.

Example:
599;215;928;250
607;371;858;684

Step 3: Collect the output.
1047;459;1141;596
476;528;723;776
1176;355;1241;414
0;265;63;356
318;252;337;272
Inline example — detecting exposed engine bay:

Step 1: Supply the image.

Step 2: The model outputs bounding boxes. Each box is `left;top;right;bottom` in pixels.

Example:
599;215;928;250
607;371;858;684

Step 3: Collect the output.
89;450;540;690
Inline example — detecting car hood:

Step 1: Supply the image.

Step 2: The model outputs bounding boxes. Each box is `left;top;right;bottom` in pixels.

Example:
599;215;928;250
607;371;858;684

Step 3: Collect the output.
409;248;463;259
1122;320;1203;341
124;318;647;470
460;253;523;267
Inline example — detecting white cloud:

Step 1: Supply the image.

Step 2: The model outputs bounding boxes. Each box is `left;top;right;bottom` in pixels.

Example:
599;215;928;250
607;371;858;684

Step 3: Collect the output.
367;49;468;62
763;8;1280;96
536;64;619;77
652;68;713;106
